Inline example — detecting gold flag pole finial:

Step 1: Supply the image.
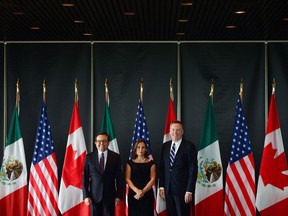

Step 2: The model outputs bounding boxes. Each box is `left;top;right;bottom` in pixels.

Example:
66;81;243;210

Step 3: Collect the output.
43;79;46;104
16;79;20;114
272;78;276;94
105;78;109;105
169;78;174;100
209;78;214;103
74;78;78;104
140;78;144;103
239;78;243;102
16;78;20;109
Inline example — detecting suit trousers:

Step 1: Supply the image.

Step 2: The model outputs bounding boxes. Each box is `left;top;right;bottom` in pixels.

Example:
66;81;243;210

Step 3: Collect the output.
166;193;190;216
92;200;114;216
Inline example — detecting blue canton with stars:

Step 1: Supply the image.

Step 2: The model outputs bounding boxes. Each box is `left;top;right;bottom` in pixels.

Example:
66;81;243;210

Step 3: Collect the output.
230;96;252;164
32;100;55;164
129;99;151;159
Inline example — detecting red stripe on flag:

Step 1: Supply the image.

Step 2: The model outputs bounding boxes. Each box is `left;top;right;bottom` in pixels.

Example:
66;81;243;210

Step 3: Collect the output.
28;156;58;216
29;171;50;215
27;184;41;216
231;160;255;215
241;154;255;192
225;166;246;216
42;154;58;191
35;160;58;210
224;194;236;216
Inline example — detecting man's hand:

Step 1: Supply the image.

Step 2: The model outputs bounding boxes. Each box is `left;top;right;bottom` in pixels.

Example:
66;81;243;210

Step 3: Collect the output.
159;188;165;200
184;192;192;203
115;198;121;206
84;198;91;206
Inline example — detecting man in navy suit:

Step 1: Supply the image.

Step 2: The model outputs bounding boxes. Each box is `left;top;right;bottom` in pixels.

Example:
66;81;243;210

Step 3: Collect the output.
82;132;124;216
159;120;198;216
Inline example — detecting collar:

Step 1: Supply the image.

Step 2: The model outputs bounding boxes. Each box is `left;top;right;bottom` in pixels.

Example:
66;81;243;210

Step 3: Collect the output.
98;150;108;158
173;139;182;148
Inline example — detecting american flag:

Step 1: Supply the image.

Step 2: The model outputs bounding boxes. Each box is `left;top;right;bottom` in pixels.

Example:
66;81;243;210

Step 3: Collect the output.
27;100;59;216
126;99;156;215
129;99;151;158
224;96;255;216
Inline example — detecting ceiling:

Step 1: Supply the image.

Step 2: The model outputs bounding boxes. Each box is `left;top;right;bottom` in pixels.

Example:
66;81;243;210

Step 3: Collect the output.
0;0;288;41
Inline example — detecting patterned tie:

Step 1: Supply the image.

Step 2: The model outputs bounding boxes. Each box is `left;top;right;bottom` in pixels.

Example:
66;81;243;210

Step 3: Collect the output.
170;143;176;167
99;153;104;173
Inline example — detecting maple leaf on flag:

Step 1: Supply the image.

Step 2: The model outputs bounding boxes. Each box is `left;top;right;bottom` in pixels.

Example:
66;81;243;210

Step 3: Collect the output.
62;145;86;189
260;143;288;190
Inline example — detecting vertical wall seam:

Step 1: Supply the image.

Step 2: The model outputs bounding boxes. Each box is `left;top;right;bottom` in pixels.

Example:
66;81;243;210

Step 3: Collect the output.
177;41;181;120
3;42;7;149
264;41;268;130
90;42;94;151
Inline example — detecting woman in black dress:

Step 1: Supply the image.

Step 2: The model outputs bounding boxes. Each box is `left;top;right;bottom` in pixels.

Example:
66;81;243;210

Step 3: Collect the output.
125;139;156;216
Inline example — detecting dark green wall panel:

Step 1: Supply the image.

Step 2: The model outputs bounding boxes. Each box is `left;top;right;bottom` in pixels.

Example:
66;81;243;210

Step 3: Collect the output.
0;44;3;160
268;43;288;159
93;43;178;163
6;43;91;176
181;43;265;176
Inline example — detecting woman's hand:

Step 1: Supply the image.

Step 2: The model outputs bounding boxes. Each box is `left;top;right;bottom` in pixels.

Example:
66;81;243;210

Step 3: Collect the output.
134;189;145;199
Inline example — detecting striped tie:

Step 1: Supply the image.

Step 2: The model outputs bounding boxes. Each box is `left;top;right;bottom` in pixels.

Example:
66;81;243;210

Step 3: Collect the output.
99;153;104;173
170;143;176;167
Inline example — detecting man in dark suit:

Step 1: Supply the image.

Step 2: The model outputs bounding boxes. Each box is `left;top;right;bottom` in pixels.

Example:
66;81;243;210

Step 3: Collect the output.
159;120;198;216
83;132;124;216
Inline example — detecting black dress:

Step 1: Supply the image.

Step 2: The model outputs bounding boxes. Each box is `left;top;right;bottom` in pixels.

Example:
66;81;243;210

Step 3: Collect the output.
127;159;155;216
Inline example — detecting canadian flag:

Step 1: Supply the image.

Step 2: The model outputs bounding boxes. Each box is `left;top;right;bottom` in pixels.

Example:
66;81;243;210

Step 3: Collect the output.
58;101;90;216
256;92;288;215
156;89;176;216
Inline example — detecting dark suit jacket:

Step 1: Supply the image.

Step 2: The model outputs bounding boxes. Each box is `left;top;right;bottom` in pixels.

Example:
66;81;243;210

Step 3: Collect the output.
159;139;197;196
82;149;124;204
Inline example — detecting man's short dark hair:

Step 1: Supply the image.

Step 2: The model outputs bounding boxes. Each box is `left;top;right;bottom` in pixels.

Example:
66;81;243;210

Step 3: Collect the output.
95;132;110;142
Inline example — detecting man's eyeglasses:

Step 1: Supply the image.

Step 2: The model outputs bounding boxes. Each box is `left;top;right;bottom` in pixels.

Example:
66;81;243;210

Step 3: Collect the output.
96;139;108;143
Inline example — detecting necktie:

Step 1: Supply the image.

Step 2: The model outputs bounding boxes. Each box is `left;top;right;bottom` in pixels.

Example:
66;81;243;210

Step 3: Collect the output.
170;143;176;167
99;153;104;173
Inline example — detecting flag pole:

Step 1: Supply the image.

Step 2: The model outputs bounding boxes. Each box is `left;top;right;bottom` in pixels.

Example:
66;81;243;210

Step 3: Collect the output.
210;78;214;103
75;78;79;106
272;78;276;94
170;78;174;100
43;79;46;104
140;78;144;104
105;78;110;106
239;78;243;102
16;78;20;113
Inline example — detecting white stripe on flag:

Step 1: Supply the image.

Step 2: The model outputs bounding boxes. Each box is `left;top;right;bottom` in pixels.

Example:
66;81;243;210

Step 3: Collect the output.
30;165;58;216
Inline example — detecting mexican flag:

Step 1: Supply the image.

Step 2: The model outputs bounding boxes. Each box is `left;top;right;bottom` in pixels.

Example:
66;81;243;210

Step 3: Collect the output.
195;95;223;216
101;102;124;216
101;103;119;153
0;105;27;216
